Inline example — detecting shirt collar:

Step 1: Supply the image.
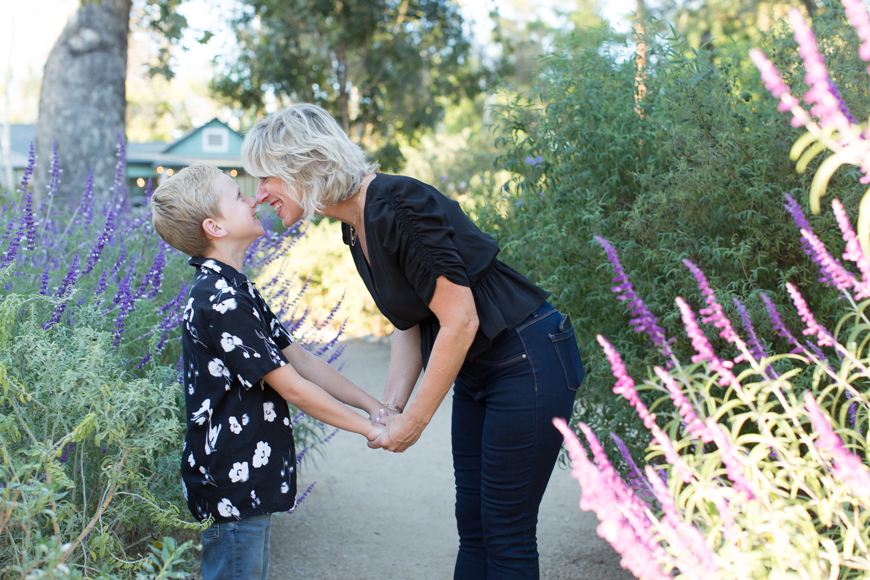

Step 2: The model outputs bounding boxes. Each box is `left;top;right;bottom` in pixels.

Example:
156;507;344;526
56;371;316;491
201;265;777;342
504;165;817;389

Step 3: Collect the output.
189;256;249;288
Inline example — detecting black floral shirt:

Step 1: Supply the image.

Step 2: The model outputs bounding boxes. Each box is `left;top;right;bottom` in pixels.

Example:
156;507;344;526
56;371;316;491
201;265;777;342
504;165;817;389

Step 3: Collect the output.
180;257;297;523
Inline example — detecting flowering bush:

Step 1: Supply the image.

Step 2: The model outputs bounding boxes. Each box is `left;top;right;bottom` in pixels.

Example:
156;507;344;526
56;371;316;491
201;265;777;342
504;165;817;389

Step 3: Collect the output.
480;8;870;462
555;3;870;576
0;141;345;577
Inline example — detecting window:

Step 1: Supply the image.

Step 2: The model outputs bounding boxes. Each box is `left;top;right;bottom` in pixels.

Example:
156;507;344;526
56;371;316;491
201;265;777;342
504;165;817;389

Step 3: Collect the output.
202;128;229;153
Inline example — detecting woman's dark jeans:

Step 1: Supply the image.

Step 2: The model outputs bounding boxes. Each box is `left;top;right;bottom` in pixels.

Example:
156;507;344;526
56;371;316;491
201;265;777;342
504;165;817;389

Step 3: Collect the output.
452;302;584;580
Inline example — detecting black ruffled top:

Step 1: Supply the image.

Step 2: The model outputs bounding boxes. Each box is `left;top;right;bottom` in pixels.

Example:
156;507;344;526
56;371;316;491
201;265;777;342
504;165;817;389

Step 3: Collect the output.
341;173;547;367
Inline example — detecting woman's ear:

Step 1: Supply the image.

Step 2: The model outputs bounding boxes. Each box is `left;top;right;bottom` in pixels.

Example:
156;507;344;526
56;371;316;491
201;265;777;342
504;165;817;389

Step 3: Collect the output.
202;217;227;240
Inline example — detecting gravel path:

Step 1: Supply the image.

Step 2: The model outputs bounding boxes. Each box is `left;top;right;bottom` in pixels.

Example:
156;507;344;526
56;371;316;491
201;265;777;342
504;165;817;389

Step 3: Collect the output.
268;339;634;580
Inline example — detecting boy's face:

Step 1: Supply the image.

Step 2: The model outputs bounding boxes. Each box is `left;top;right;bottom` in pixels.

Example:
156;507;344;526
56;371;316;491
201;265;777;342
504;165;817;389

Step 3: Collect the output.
213;173;264;244
256;177;304;227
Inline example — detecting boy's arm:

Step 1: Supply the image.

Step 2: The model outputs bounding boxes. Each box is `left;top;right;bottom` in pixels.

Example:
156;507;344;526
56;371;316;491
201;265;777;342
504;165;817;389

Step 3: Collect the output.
263;361;382;441
281;343;385;419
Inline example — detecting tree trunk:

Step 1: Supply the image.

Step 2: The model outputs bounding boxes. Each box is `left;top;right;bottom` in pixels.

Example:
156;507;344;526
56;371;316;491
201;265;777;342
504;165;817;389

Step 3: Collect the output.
34;0;131;207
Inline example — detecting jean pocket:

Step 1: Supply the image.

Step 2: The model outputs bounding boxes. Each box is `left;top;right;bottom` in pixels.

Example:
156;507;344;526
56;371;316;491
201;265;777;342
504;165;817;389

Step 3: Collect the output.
202;523;220;540
549;327;585;392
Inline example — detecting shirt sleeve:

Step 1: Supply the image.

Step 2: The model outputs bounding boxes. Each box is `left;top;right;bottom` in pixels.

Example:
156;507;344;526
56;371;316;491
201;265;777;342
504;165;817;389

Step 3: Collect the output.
198;290;290;390
377;179;470;306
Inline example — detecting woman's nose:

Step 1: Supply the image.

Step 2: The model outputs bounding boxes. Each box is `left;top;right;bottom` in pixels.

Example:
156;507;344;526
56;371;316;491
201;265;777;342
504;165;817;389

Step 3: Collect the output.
255;182;268;203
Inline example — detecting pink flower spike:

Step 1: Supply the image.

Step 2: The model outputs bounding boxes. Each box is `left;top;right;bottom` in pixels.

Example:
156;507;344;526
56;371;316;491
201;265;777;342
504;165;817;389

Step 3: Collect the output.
785;282;836;347
787;8;852;132
803;392;870;497
654;366;712;442
682;259;740;344
749;49;812;129
832;199;870;295
800;228;858;292
842;0;870;63
597;335;658;430
706;419;759;499
676;298;741;390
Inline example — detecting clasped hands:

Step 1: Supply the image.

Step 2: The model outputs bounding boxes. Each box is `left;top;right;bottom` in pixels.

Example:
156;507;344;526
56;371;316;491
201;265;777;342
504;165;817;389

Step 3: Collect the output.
365;405;425;453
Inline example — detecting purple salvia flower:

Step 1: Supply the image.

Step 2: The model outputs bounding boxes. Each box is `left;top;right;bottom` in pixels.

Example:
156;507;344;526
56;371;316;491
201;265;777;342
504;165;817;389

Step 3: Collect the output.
610;433;655;503
290;482;317;512
595;236;673;359
111;133;128;207
296;445;310;464
291;410;306;426
804;391;870;496
83;210;115;275
759;292;803;354
706;418;759;499
675;297;741;390
78;170;95;229
176;355;184;385
327;343;347;365
46;142;61;200
654;366;711;442
832;199;870;298
21;192;35;251
144;177;153;201
842;0;870;70
109;239;126;278
53;254;80;299
788;8;853;133
38;267;50;296
112;271;135;347
553;419;674;580
732;298;769;364
749;48;811;128
800;228;857;292
59;442;75;465
136;244;167;300
785;282;836;347
827;80;858;124
17;143;36;194
94;268;108;298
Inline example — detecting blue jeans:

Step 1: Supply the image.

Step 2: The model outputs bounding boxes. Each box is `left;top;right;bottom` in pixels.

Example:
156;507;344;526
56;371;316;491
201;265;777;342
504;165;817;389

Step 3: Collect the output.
452;302;583;580
201;513;272;580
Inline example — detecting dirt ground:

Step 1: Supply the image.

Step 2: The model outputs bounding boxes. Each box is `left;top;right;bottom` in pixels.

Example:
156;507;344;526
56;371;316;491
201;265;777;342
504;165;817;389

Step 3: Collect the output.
268;339;634;580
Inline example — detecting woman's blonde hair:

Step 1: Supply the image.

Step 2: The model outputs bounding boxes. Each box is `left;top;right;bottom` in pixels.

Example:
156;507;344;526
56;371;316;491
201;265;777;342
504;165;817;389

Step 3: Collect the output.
242;103;380;220
150;165;223;257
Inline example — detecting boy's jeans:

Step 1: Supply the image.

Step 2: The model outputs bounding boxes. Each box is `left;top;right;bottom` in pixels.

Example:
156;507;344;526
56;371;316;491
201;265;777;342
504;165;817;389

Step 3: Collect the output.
201;513;272;580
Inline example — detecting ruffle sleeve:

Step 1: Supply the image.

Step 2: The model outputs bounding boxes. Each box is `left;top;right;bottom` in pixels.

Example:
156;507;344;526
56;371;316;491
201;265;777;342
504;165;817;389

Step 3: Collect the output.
370;182;470;306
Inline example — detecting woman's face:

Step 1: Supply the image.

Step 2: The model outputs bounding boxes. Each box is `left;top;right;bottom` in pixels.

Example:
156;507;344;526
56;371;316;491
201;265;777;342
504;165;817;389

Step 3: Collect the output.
255;177;304;226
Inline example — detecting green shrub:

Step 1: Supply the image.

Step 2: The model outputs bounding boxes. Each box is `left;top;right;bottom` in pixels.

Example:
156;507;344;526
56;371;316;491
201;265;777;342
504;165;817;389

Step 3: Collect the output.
478;4;870;458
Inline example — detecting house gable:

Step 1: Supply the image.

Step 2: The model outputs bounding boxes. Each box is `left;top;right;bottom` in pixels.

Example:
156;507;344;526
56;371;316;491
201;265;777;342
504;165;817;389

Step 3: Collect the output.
163;119;244;159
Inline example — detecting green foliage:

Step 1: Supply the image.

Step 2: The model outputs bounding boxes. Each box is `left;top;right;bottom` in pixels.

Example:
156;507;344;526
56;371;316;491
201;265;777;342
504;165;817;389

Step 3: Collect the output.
479;8;870;459
213;0;491;170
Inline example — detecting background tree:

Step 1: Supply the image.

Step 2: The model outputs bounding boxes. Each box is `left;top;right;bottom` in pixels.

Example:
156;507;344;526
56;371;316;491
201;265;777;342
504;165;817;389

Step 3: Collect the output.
213;0;489;170
34;0;186;205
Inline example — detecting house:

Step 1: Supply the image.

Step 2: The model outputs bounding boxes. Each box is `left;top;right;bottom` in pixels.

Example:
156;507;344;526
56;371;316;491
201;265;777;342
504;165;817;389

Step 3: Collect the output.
4;118;258;199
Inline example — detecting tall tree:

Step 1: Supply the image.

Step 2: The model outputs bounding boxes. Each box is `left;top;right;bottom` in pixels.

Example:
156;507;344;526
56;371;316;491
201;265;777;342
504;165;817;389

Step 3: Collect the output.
213;0;488;170
34;0;186;204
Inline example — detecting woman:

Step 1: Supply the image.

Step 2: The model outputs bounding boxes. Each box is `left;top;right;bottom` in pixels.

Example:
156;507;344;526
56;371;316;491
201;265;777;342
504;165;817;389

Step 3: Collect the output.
242;103;584;580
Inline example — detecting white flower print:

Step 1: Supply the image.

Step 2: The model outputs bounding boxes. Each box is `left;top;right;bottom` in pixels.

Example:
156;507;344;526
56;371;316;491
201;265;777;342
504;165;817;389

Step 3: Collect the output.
237;374;252;388
205;423;222;455
207;359;230;379
280;482;290;494
188;452;196;467
217;498;240;519
203;259;222;273
283;417;290;427
228;416;242;434
263;401;276;422
183;297;194;324
242;414;250;426
252;307;260;320
182;480;188;501
220;332;243;352
213;298;238;314
191;399;212;425
253;441;271;468
229;461;249;483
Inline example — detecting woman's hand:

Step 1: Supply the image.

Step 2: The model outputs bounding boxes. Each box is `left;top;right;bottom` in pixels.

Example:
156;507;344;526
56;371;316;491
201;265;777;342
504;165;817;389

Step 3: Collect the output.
373;405;401;424
366;412;427;453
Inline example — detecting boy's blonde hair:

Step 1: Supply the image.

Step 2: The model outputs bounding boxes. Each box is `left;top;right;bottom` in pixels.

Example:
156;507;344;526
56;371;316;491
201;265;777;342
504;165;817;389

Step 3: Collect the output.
150;165;224;257
242;103;379;221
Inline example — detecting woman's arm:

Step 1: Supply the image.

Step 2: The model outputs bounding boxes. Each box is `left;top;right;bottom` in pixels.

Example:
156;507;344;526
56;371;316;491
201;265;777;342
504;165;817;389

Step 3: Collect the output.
369;275;478;452
281;343;385;419
382;325;423;412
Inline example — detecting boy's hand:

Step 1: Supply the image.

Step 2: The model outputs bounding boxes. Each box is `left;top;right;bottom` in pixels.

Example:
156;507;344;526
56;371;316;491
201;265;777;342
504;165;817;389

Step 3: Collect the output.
366;421;386;442
372;406;401;425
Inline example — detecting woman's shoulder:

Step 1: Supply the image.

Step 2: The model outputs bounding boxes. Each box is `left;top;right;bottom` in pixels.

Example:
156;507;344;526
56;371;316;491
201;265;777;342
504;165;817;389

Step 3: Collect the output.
369;173;443;211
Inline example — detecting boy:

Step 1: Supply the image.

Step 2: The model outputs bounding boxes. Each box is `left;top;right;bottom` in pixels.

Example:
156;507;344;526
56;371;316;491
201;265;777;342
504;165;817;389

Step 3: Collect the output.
150;165;387;580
